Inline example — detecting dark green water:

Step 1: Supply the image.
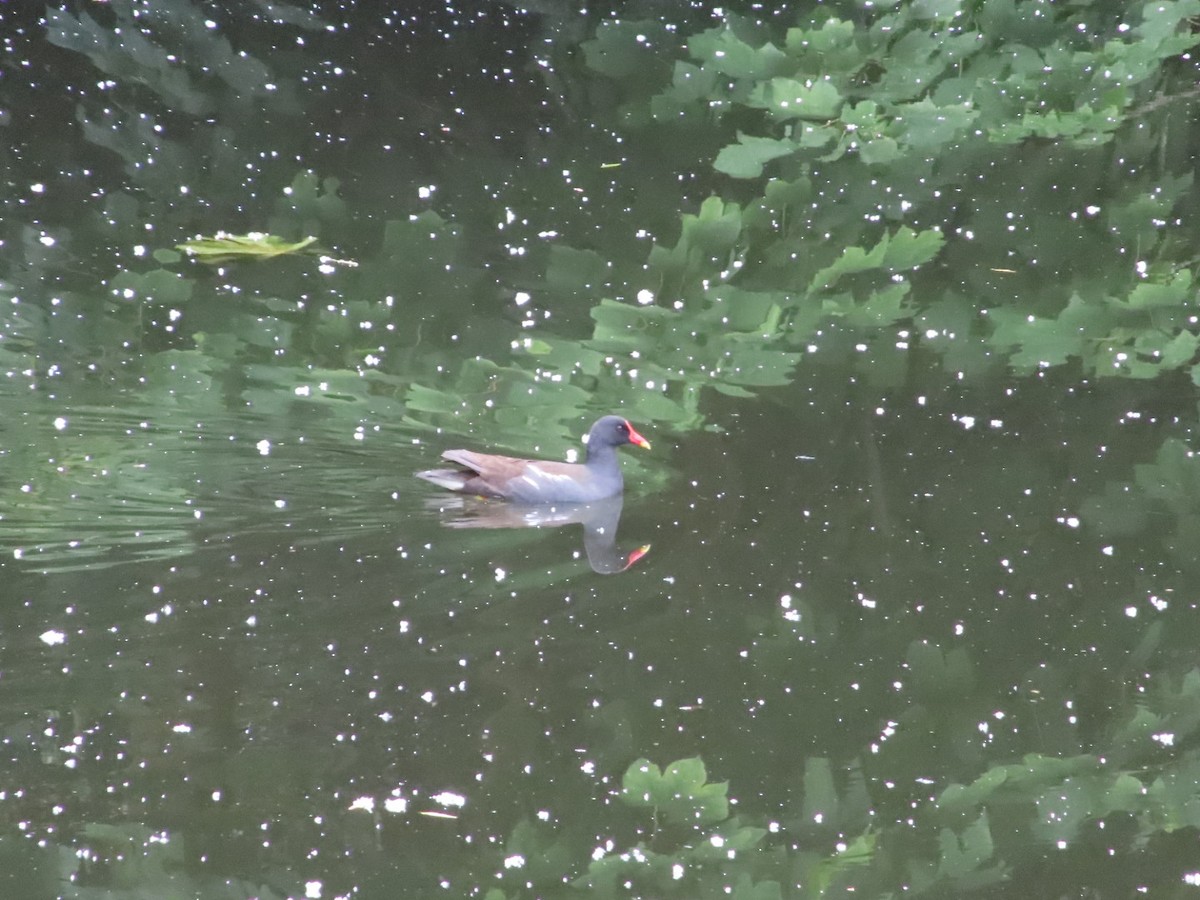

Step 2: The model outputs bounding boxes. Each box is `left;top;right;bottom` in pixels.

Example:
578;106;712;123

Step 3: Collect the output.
3;2;1200;898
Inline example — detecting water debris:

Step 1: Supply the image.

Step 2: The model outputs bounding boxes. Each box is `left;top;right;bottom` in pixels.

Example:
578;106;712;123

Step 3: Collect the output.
176;232;356;267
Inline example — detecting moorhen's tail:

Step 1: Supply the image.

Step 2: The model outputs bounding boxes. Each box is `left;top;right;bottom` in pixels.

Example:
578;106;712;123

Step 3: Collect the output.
415;467;473;492
415;448;492;494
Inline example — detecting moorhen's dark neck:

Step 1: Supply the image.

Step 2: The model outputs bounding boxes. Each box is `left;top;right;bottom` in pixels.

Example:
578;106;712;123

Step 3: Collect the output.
584;439;620;471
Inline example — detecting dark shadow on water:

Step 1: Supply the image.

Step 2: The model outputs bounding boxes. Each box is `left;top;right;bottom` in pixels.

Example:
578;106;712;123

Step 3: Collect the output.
422;494;650;575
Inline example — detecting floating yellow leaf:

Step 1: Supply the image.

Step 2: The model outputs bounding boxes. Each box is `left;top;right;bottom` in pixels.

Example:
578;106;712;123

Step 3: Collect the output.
176;232;321;264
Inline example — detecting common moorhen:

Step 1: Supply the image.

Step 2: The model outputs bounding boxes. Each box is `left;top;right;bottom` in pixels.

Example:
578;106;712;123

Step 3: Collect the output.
416;415;651;503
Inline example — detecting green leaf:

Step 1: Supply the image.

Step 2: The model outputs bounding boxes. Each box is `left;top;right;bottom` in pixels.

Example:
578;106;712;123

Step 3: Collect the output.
715;134;797;179
802;758;839;823
809;227;943;292
858;136;901;165
707;287;791;333
688;195;745;252
688;25;789;79
749;77;843;121
784;19;858;69
938;813;998;877
545;245;608;294
108;268;194;305
894;98;979;150
938;767;1010;818
912;0;966;20
842;283;912;327
732;874;783;900
839;99;882;131
583;20;669;80
808;831;875;895
1136;0;1200;48
991;310;1080;369
796;122;840;149
880;226;946;270
620;757;730;827
809;240;888;291
711;344;803;386
621;758;672;807
1111;271;1193;310
661;60;719;105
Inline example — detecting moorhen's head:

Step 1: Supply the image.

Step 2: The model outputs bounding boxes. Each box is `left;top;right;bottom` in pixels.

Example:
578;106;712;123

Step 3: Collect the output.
586;416;651;457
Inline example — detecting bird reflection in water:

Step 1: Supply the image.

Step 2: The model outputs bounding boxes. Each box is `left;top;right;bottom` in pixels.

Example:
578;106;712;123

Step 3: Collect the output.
423;494;649;575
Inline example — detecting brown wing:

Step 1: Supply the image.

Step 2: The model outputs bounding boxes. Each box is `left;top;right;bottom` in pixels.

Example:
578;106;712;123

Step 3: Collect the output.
436;450;522;498
439;450;587;500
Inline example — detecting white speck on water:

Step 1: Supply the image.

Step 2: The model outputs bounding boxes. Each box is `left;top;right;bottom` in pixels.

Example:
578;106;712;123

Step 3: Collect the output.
256;439;271;456
40;630;66;646
432;791;466;808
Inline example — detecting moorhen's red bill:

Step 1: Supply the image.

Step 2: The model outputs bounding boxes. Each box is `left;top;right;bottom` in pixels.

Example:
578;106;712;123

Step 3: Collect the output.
416;415;651;503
